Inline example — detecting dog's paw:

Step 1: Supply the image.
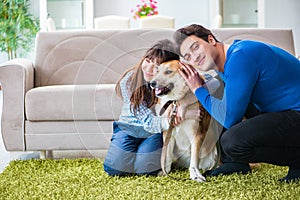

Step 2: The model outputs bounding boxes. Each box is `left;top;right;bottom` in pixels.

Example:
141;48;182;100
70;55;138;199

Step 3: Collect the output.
157;170;165;176
189;167;206;182
157;167;171;176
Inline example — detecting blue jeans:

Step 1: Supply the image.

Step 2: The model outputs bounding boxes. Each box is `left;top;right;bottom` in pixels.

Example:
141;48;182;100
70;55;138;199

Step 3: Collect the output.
103;122;163;176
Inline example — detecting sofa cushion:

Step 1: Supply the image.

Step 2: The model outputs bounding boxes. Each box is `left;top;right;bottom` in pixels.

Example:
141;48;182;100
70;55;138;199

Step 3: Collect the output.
25;85;122;121
211;28;295;55
34;29;175;87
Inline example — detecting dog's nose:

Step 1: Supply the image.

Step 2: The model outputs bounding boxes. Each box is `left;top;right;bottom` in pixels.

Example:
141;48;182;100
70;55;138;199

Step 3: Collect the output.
150;81;157;88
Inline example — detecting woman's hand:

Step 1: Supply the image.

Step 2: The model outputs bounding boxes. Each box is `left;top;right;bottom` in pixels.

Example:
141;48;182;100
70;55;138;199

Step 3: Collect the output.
178;62;204;93
169;103;204;126
184;106;204;121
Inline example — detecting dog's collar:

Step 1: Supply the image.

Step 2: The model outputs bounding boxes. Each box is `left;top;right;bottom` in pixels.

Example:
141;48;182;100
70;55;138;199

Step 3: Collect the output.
159;100;175;116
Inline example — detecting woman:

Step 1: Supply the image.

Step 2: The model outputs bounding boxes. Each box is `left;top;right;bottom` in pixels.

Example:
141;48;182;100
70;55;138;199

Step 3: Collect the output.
103;39;180;176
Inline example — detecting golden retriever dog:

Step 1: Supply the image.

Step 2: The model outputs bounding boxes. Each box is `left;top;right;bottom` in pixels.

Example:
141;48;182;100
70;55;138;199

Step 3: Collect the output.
150;60;220;182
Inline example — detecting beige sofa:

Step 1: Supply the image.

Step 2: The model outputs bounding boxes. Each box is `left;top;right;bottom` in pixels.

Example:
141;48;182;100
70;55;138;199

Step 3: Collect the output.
0;28;296;158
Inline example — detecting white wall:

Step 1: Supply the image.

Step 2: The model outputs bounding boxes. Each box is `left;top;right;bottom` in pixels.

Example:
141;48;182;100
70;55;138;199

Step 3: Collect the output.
0;53;7;64
93;0;300;56
263;0;300;56
1;0;299;63
94;0;210;29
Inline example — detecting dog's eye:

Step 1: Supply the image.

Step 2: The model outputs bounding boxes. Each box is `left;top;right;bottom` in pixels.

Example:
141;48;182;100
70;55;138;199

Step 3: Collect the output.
165;70;173;75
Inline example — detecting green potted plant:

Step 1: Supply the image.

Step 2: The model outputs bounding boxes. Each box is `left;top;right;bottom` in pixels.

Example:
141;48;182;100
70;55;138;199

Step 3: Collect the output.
0;0;39;60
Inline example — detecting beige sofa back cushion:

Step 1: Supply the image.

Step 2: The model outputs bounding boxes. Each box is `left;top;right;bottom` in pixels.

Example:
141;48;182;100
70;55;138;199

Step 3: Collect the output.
212;28;295;55
34;29;174;87
34;28;295;87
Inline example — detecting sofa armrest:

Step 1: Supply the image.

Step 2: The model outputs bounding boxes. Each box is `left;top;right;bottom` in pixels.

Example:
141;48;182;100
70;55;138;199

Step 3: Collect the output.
0;58;34;151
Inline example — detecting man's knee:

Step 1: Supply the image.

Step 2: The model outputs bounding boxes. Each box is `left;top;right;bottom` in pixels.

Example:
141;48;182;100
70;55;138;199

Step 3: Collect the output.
221;128;254;163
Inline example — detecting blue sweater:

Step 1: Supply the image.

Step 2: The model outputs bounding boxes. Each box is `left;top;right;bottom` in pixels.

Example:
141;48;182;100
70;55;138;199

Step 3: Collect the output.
195;40;300;129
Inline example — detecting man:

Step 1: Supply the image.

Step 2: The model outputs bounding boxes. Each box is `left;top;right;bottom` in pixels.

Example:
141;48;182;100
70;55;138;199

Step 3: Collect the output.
173;24;300;182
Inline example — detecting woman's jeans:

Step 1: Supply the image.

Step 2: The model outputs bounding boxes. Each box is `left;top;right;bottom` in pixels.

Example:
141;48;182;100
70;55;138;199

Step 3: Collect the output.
103;122;163;176
221;109;300;168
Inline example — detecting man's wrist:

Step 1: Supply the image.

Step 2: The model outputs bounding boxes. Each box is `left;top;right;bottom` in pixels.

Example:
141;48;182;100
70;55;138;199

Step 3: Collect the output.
193;85;203;94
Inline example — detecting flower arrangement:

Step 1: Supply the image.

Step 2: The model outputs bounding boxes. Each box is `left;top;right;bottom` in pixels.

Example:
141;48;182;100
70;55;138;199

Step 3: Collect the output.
131;0;158;19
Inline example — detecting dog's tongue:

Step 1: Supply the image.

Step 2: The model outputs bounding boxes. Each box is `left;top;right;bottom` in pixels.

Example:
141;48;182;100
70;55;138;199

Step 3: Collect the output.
155;88;163;96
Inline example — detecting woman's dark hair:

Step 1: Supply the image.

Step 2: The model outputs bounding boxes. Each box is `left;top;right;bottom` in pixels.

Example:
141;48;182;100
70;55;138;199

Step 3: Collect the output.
173;24;220;55
115;39;179;114
144;39;180;64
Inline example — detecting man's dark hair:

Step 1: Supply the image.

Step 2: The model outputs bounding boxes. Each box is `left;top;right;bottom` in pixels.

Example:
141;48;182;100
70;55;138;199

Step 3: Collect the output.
173;24;220;54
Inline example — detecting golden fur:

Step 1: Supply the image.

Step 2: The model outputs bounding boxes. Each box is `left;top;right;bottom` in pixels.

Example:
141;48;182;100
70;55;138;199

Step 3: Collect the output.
151;60;219;182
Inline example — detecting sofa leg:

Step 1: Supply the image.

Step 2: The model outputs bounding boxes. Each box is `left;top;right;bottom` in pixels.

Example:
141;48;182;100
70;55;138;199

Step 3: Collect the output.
40;150;46;159
47;150;53;159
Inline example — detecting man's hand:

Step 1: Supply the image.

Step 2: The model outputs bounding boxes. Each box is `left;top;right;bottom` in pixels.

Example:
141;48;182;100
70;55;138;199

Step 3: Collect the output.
178;62;204;93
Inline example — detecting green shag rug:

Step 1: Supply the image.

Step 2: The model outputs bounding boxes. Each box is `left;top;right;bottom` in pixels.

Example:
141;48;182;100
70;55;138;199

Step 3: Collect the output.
0;159;299;200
